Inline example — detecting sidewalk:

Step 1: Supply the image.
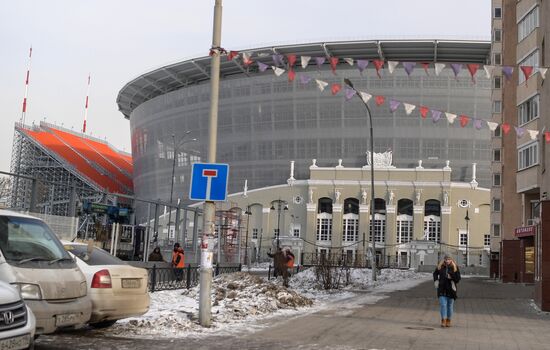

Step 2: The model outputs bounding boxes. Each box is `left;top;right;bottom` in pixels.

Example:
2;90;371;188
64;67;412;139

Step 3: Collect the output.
36;277;550;350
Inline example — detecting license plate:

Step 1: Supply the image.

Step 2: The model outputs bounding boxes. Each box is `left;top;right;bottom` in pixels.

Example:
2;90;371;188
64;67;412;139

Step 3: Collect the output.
122;278;141;288
0;334;30;350
55;313;79;327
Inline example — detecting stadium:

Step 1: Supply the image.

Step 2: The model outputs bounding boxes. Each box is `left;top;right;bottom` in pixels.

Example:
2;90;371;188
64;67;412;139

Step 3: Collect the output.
117;39;492;219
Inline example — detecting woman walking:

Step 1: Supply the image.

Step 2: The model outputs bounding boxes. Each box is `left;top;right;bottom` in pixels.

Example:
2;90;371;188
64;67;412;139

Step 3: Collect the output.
433;254;461;327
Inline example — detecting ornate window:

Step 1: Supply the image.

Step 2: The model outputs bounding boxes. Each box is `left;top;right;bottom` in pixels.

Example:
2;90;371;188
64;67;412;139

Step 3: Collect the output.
316;213;332;241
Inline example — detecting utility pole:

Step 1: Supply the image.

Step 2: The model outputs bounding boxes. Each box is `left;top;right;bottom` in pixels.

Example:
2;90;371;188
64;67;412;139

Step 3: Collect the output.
199;0;222;327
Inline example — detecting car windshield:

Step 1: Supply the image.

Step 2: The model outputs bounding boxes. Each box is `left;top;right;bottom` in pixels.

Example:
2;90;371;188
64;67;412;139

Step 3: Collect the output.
65;245;126;266
0;215;72;264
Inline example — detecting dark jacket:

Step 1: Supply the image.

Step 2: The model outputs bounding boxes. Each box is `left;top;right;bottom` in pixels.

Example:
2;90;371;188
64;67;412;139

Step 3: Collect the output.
433;263;461;299
148;251;164;262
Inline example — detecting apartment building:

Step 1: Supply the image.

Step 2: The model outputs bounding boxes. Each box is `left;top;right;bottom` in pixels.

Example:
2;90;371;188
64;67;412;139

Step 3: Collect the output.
492;0;550;310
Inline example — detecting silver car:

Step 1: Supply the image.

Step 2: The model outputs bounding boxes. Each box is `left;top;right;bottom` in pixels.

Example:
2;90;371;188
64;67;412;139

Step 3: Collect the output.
0;280;35;350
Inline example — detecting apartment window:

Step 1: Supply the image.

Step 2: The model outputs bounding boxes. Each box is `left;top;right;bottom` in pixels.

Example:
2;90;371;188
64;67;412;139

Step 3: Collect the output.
492;224;501;237
252;228;258;239
518;142;539;170
424;217;441;243
343;216;359;242
493;53;502;65
273;228;280;239
493;100;502;113
484;234;491;247
518;95;539;125
518;6;539;42
518;50;540;84
493;173;501;187
397;215;413;244
494;125;502;137
459;232;468;247
494;7;502;18
293;228;300;238
492;198;501;212
316;217;332;241
493;149;501;162
493;29;501;42
493;76;501;89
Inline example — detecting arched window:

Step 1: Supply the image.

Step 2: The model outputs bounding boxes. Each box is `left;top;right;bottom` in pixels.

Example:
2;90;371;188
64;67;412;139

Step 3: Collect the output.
424;199;441;242
343;198;359;215
343;198;359;242
374;198;386;214
317;197;333;242
397;199;413;243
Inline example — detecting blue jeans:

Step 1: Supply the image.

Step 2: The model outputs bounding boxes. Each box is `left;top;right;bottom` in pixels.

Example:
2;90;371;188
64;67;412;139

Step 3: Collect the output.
439;296;454;320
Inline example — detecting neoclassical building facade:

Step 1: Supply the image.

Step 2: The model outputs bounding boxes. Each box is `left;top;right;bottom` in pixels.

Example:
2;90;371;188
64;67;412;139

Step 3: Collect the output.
214;154;491;268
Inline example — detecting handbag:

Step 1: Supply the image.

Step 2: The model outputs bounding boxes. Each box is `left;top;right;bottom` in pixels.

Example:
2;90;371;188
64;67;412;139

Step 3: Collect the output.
451;280;457;292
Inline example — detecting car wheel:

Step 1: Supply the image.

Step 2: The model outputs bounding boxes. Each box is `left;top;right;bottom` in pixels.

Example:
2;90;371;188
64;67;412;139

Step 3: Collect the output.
90;320;117;329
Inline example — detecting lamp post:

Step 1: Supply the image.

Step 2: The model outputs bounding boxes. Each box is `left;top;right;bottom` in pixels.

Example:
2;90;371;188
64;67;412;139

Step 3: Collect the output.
244;206;252;268
465;209;470;267
167;132;196;243
271;200;288;249
344;78;377;281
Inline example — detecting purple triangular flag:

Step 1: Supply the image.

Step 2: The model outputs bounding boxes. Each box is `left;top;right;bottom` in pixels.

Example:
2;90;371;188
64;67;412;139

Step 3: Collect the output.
474;119;483;130
357;59;369;73
315;57;326;69
502;66;514;80
389;99;400;112
514;126;525;137
403;62;416;76
344;87;356;101
431;110;442;123
451;63;463;79
272;54;284;66
257;61;269;72
300;74;312;85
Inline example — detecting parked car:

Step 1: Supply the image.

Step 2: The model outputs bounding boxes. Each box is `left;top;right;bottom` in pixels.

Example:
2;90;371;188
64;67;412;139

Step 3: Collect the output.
63;242;150;328
0;210;91;335
0;280;36;350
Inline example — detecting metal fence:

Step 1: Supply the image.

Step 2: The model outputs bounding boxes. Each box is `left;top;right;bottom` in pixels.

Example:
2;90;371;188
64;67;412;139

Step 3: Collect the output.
147;263;242;292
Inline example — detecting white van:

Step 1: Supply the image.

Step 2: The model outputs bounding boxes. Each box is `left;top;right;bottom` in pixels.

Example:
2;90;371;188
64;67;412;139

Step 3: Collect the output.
0;210;91;335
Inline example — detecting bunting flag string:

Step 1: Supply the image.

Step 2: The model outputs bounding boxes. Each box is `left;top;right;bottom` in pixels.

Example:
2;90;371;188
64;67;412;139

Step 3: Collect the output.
215;48;550;142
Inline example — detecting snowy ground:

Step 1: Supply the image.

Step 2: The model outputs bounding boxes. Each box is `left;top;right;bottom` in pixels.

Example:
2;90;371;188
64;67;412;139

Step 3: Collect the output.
104;268;430;339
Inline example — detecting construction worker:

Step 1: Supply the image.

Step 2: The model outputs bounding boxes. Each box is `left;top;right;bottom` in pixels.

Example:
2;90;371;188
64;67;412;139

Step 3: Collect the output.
172;243;184;281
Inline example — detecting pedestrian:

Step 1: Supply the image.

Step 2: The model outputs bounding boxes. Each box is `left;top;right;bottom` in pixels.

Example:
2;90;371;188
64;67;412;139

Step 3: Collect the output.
268;247;292;287
148;247;164;262
172;246;185;281
171;243;180;267
433;254;461;328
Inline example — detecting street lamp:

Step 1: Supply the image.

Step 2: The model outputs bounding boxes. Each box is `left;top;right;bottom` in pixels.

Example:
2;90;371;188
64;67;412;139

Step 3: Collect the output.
344;78;377;281
465;209;470;267
167;132;197;243
270;200;288;249
244;206;252;268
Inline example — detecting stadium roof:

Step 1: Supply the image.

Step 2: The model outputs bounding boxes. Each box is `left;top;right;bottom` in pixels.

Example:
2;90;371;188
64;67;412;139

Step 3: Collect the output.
117;39;491;119
17;122;133;194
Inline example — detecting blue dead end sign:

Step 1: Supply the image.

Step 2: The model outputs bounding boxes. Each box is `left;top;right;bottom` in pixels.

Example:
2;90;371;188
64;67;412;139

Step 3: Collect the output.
189;163;229;201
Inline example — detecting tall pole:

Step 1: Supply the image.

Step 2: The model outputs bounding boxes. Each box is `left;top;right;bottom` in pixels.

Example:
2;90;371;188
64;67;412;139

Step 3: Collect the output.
344;78;376;281
277;203;281;249
244;206;251;268
199;0;222;327
465;210;470;267
168;134;176;241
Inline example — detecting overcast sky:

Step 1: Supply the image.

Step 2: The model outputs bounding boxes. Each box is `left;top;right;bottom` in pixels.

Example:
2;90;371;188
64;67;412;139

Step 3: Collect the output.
0;0;490;171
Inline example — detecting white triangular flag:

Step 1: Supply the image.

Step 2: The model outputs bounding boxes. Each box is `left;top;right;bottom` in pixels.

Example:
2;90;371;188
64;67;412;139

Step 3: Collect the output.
445;112;457;124
315;79;329;91
272;66;285;77
301;56;311;69
539;67;548;80
486;121;498;131
484;65;495;79
403;103;416;115
388;61;399;74
528;129;539;140
358;91;372;103
435;63;446;76
343;57;354;66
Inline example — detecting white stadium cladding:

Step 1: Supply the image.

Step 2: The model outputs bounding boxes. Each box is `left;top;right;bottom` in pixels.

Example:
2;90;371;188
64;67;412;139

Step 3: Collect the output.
117;39;491;217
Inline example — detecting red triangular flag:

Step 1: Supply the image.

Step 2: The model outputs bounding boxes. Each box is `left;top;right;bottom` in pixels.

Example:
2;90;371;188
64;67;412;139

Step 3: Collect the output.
287;54;297;68
227;51;239;61
459;115;469;128
502;123;511;135
375;95;385;106
421;62;430;76
545;131;550;143
331;83;341;95
373;59;384;78
288;69;296;82
330;57;339;75
420;106;429;119
521;66;534;83
467;64;479;83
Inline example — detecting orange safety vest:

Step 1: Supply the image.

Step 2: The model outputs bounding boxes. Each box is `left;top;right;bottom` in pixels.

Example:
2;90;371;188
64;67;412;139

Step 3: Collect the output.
174;252;185;268
286;256;294;268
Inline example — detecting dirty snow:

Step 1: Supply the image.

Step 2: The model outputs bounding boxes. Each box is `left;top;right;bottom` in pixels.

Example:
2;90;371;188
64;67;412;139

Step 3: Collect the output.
105;268;430;339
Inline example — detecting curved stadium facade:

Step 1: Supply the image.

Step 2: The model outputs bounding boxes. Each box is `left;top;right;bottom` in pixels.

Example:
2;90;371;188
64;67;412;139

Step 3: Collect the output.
117;40;491;218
